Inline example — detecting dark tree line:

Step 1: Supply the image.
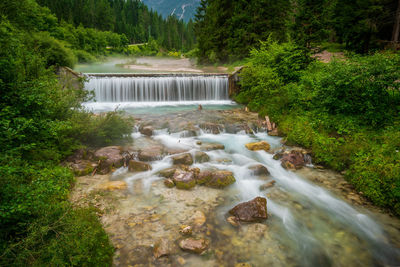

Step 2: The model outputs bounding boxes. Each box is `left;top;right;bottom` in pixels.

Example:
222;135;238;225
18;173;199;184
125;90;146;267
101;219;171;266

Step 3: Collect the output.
36;0;196;51
195;0;399;62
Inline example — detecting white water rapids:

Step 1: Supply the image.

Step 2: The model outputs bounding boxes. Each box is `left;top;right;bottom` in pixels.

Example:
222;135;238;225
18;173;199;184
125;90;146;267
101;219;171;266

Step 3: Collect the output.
111;129;400;266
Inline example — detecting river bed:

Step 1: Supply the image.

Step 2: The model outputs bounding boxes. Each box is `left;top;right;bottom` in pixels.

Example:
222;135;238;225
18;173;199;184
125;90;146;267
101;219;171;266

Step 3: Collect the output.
71;108;400;267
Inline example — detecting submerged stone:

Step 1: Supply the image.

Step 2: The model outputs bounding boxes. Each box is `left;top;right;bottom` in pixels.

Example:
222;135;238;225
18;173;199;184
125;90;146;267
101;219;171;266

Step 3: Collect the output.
179;238;209;254
245;141;270;152
98;181;127;191
200;142;225;151
248;164;270;176
153;239;172;258
194;151;210;163
259;180;276;190
229;197;268;222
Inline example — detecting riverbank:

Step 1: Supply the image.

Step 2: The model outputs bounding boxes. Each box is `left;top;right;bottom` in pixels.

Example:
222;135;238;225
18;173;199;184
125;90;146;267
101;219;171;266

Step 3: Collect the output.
234;40;400;216
69;108;400;266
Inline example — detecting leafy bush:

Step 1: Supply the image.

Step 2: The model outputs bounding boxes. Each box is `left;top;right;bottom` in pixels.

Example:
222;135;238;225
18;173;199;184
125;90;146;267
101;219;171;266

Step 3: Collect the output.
73;49;97;63
0;19;130;265
235;40;310;119
30;32;77;68
308;53;400;126
69;111;134;147
237;41;400;215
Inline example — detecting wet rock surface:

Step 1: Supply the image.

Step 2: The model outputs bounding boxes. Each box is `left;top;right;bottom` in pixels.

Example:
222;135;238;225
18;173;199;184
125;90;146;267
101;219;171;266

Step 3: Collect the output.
95;146;125;174
128;160;152;172
194;151;210;163
179;238;209;254
173;170;196;190
245;141;270;152
229;197;268;222
201;142;225;151
280;150;308;170
248;164;270;176
139;125;154;136
172;153;194;165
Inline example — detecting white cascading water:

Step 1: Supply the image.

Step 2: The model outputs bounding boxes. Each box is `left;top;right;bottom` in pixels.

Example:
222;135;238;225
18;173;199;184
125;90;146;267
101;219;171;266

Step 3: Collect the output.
84;75;229;102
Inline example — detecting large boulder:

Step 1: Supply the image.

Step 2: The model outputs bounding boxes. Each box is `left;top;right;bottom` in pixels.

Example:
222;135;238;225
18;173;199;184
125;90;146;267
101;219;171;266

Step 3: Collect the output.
172;153;193;165
245;141;270;152
173;170;196;190
229;197;268;222
139;125;154;136
138;146;164;161
178;238;209;254
128;160;152;172
94;146;124;174
281;150;306;170
194;151;210;163
197;170;236;188
248;164;270;176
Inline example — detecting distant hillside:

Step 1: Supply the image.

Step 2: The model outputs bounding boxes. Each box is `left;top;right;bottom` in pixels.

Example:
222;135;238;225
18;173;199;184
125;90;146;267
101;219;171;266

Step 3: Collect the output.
142;0;200;22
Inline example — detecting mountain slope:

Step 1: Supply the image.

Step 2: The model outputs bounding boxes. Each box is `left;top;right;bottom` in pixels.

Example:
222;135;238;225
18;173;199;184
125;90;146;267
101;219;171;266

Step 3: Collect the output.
142;0;200;22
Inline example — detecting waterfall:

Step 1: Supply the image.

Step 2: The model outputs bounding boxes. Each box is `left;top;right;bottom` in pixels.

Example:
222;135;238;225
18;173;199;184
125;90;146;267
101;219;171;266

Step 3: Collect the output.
84;75;229;102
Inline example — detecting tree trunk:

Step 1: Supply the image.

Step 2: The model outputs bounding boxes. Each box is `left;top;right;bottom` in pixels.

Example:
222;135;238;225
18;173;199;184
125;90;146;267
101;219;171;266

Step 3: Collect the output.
392;0;400;43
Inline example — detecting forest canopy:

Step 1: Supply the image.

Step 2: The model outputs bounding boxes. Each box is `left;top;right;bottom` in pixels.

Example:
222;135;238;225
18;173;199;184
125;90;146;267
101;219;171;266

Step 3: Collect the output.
194;0;398;62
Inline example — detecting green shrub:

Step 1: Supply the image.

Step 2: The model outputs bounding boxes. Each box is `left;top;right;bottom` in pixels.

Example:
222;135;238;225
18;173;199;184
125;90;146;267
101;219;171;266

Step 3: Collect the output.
237;42;400;215
69;111;134;147
1;205;114;266
30;32;77;68
74;49;97;63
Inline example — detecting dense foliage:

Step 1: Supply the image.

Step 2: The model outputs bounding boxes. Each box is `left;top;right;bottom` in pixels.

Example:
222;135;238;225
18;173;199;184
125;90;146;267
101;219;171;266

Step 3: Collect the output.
195;0;397;62
36;0;196;52
236;40;400;215
0;2;134;265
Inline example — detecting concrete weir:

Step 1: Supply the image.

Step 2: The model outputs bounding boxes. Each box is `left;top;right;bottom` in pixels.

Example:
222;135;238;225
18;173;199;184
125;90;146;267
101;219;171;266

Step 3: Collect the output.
83;73;232;103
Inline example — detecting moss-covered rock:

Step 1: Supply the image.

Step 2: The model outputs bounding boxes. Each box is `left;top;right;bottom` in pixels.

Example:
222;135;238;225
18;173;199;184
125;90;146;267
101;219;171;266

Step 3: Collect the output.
197;170;236;188
173;170;196;190
69;160;95;176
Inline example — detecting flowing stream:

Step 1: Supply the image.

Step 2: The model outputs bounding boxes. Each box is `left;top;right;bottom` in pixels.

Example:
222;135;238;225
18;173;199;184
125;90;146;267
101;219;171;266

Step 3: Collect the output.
76;63;400;266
